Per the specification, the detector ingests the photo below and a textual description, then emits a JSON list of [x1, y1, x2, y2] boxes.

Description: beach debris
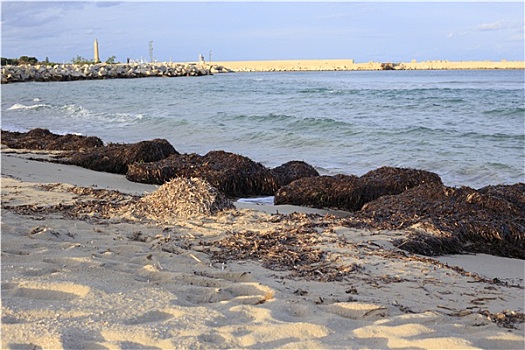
[[1, 128, 103, 151], [126, 177, 234, 221], [275, 166, 442, 211], [126, 150, 279, 197], [270, 160, 320, 187], [346, 183, 525, 259], [274, 174, 358, 210], [479, 310, 525, 329], [60, 138, 178, 174], [202, 227, 360, 282]]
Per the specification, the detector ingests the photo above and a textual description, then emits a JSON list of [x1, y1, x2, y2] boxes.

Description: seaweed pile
[[62, 138, 178, 174], [127, 150, 279, 197], [3, 128, 523, 260], [1, 128, 103, 151], [275, 166, 442, 211], [345, 183, 525, 259], [126, 177, 234, 221], [270, 160, 320, 187], [203, 227, 359, 282]]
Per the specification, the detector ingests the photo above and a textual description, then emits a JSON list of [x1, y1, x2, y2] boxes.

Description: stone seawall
[[1, 62, 216, 84], [212, 59, 525, 72]]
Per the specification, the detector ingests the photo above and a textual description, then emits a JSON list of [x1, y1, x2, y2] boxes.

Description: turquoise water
[[2, 70, 524, 188]]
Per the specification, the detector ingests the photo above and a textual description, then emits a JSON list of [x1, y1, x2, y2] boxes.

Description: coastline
[[2, 146, 524, 349], [2, 59, 523, 83], [211, 59, 525, 72]]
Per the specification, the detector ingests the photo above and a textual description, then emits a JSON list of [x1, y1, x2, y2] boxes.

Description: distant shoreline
[[211, 59, 525, 72], [2, 59, 523, 83]]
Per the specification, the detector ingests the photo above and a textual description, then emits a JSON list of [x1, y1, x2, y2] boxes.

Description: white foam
[[237, 196, 275, 205], [7, 103, 50, 111]]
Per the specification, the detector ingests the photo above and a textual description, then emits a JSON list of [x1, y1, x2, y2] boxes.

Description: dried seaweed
[[271, 160, 319, 187], [1, 128, 103, 151], [61, 138, 178, 174], [202, 227, 359, 282], [275, 167, 442, 211], [479, 310, 525, 329], [126, 177, 234, 220], [347, 184, 525, 259], [127, 150, 279, 197]]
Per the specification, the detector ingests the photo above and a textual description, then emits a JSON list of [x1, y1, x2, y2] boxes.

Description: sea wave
[[7, 103, 51, 111]]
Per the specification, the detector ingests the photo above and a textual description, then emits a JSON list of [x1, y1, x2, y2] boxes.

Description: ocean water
[[1, 69, 524, 188]]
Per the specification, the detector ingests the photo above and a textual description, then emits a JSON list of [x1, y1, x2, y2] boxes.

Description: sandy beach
[[211, 59, 525, 72], [1, 146, 524, 349]]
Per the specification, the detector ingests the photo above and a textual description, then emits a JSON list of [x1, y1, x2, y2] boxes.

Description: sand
[[211, 59, 525, 72], [1, 147, 524, 349]]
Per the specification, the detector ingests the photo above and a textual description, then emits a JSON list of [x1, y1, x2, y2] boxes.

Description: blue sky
[[1, 1, 524, 63]]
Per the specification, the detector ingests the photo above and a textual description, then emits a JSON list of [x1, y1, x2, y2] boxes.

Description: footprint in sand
[[324, 302, 390, 320], [123, 309, 183, 325], [182, 282, 274, 305], [2, 281, 90, 301]]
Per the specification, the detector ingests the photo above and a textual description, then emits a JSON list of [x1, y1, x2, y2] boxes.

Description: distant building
[[94, 39, 100, 63]]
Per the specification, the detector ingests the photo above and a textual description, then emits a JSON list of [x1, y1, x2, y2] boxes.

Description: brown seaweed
[[1, 128, 103, 151], [346, 183, 525, 259], [127, 150, 279, 197], [62, 138, 178, 174], [202, 227, 359, 282], [275, 166, 442, 211], [271, 160, 320, 187]]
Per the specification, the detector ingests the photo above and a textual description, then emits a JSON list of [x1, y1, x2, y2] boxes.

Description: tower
[[149, 41, 154, 63], [94, 39, 100, 63]]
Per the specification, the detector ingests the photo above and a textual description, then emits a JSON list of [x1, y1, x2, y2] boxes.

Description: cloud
[[95, 2, 122, 8], [476, 21, 506, 31], [1, 2, 86, 28]]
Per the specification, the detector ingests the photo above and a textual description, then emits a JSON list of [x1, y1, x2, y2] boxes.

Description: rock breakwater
[[1, 62, 214, 83]]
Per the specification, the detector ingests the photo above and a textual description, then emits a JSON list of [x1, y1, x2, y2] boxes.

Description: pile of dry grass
[[275, 166, 442, 211], [127, 150, 279, 197], [347, 183, 525, 259], [127, 177, 234, 220], [1, 128, 103, 151], [63, 139, 177, 174], [270, 160, 319, 187]]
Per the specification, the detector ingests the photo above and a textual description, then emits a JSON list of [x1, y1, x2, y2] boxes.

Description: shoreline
[[211, 59, 525, 72], [2, 59, 523, 83], [2, 147, 524, 349]]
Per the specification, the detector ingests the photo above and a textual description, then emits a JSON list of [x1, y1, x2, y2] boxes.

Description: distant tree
[[71, 55, 93, 65], [105, 55, 117, 64], [18, 56, 38, 64], [1, 57, 19, 65]]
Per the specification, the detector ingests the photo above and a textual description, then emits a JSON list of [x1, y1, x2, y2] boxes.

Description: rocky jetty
[[1, 62, 213, 83]]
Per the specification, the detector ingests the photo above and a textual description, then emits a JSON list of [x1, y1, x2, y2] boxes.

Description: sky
[[1, 1, 524, 63]]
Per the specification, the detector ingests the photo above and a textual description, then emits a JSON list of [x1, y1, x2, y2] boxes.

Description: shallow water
[[2, 69, 524, 188]]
